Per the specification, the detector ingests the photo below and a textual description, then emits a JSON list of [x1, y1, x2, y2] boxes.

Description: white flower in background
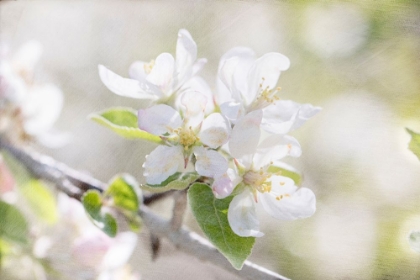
[[0, 41, 66, 147], [99, 29, 208, 105], [216, 47, 321, 134], [138, 91, 230, 185], [303, 4, 368, 57], [212, 111, 316, 237]]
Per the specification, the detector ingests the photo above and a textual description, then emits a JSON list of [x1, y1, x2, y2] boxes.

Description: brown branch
[[0, 139, 290, 280]]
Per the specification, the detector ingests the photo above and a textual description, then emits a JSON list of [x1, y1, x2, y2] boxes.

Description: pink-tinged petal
[[246, 53, 290, 105], [182, 76, 214, 114], [229, 110, 262, 159], [146, 53, 175, 93], [212, 168, 241, 199], [228, 189, 264, 237], [128, 61, 147, 81], [199, 113, 231, 149], [175, 29, 197, 84], [260, 176, 316, 220], [193, 147, 228, 178], [138, 104, 182, 135], [72, 232, 112, 268], [220, 101, 245, 124], [0, 158, 15, 194], [22, 85, 63, 136], [101, 232, 137, 270], [254, 135, 302, 168], [143, 145, 184, 185], [98, 65, 161, 99]]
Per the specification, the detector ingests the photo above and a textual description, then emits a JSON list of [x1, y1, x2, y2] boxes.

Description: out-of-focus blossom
[[0, 41, 66, 147], [99, 29, 207, 105], [303, 4, 368, 57], [138, 92, 230, 185]]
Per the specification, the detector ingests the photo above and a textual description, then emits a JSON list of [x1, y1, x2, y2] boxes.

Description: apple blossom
[[217, 47, 321, 134], [99, 29, 208, 105], [138, 92, 231, 185], [0, 41, 66, 147], [212, 110, 316, 237]]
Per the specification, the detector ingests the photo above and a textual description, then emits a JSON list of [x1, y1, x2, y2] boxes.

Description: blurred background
[[1, 0, 420, 279]]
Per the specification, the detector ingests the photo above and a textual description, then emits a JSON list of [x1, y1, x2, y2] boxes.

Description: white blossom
[[99, 29, 207, 105]]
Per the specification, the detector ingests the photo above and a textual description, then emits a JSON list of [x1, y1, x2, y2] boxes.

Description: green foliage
[[20, 180, 58, 224], [267, 165, 302, 186], [406, 128, 420, 160], [82, 190, 117, 237], [105, 174, 140, 212], [0, 201, 28, 244], [188, 183, 255, 270], [142, 172, 199, 193], [89, 107, 163, 143], [105, 174, 142, 232]]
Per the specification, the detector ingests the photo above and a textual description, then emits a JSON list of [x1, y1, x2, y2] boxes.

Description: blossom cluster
[[99, 29, 321, 237], [0, 41, 64, 147]]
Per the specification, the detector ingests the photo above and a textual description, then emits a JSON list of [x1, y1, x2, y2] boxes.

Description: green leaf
[[188, 183, 255, 270], [142, 172, 199, 193], [89, 107, 163, 144], [407, 128, 420, 160], [267, 164, 302, 186], [82, 190, 118, 237], [20, 180, 58, 224], [409, 230, 420, 253], [105, 174, 140, 212], [1, 151, 32, 186], [0, 201, 28, 244]]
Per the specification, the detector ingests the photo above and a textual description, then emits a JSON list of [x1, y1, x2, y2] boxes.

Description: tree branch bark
[[0, 139, 290, 280]]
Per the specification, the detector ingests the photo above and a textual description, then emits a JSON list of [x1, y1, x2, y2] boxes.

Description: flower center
[[243, 169, 272, 193], [143, 59, 155, 75], [174, 126, 199, 150], [249, 77, 281, 111]]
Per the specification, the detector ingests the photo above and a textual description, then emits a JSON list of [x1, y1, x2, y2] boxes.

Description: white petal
[[254, 135, 302, 168], [220, 101, 245, 124], [12, 41, 43, 73], [292, 103, 322, 131], [229, 110, 262, 159], [262, 100, 321, 134], [215, 47, 255, 105], [192, 58, 207, 77], [260, 176, 316, 220], [138, 104, 182, 135], [143, 145, 184, 185], [193, 147, 228, 178], [261, 101, 299, 134], [128, 61, 147, 81], [212, 168, 240, 199], [175, 29, 197, 85], [98, 65, 161, 99], [179, 91, 207, 128], [22, 85, 63, 135], [182, 76, 214, 114], [199, 113, 231, 149], [146, 53, 175, 94], [228, 189, 264, 237], [245, 53, 290, 105]]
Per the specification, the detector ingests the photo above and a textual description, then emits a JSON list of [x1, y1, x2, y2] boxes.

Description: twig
[[0, 139, 290, 280], [170, 189, 188, 231]]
